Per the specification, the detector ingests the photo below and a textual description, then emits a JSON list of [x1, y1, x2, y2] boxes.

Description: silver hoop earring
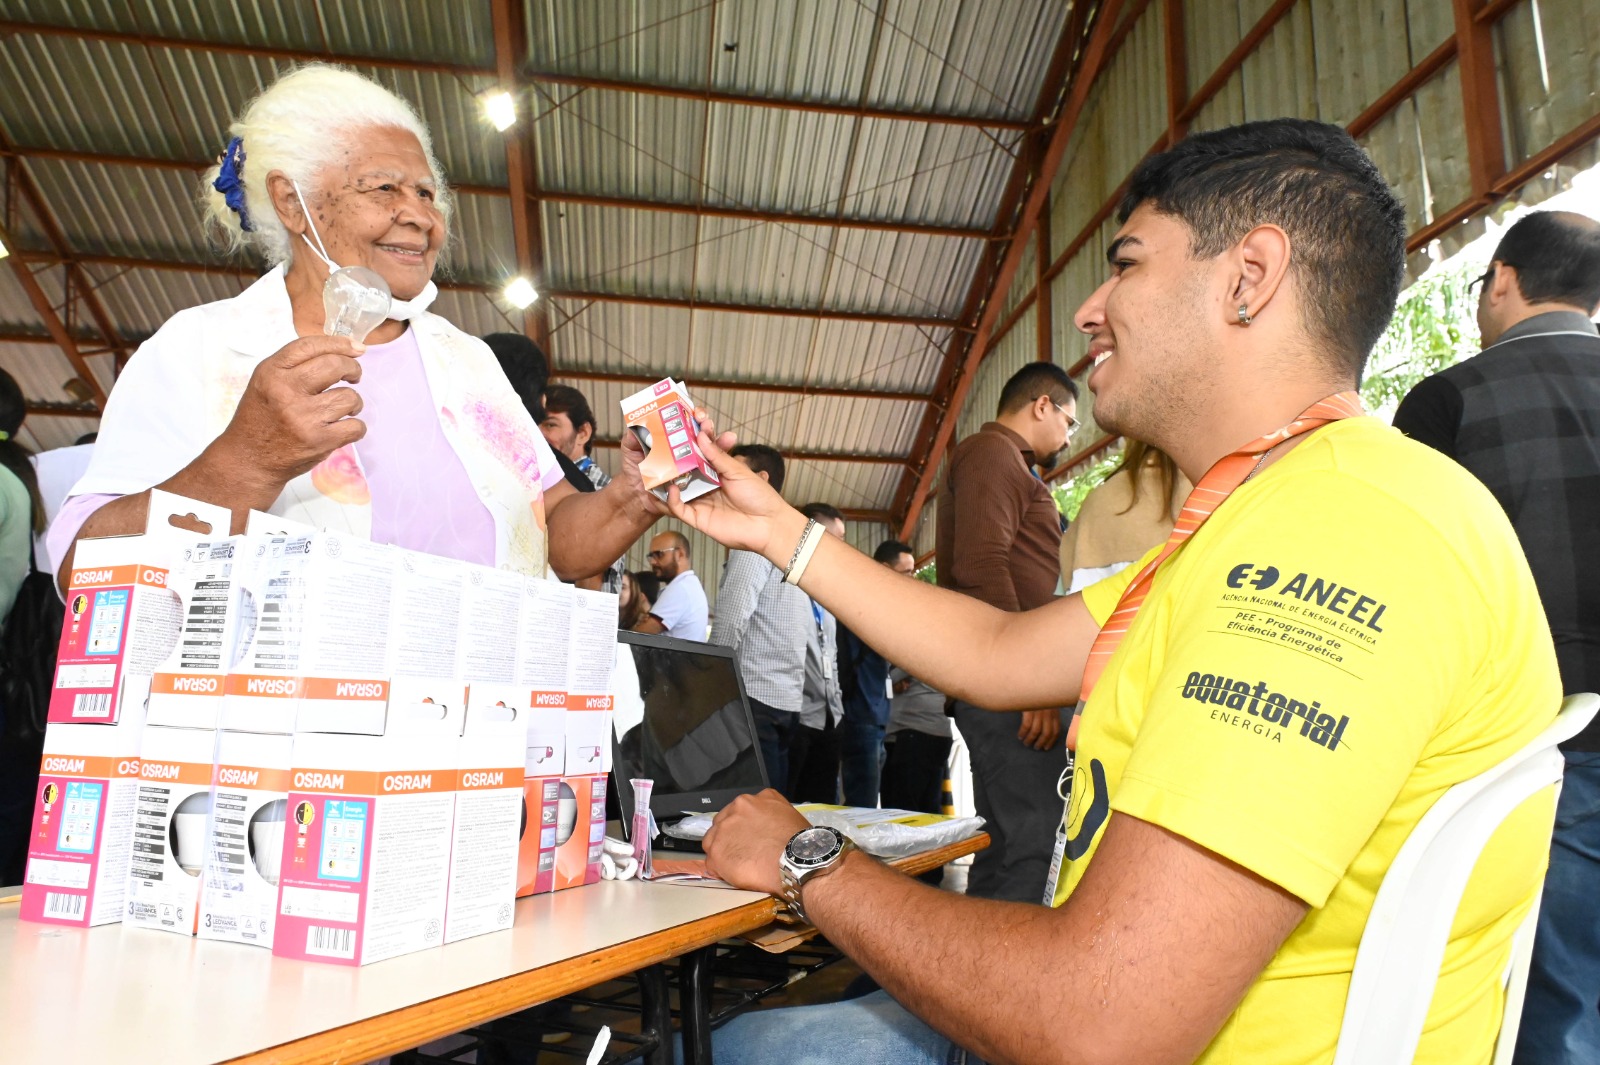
[[1237, 304, 1253, 326]]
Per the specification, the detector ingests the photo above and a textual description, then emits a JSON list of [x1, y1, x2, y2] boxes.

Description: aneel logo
[[293, 771, 344, 790], [141, 761, 181, 780], [335, 681, 384, 699], [383, 773, 432, 793], [40, 756, 86, 775], [217, 767, 259, 787], [461, 771, 505, 788]]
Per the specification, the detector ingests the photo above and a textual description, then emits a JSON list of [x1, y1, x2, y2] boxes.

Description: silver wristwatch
[[778, 825, 856, 924]]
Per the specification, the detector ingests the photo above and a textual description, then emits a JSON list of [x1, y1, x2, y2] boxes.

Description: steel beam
[[0, 20, 1027, 131], [0, 147, 997, 240], [590, 439, 908, 467], [527, 72, 1030, 131], [1035, 188, 1052, 360], [0, 220, 106, 407], [1163, 0, 1188, 144], [1452, 0, 1508, 198], [895, 0, 1129, 541], [551, 367, 929, 404], [489, 0, 549, 350]]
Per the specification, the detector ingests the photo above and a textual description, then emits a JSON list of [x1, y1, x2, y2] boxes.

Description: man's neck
[[1166, 376, 1355, 484], [1489, 303, 1596, 347], [991, 415, 1039, 461]]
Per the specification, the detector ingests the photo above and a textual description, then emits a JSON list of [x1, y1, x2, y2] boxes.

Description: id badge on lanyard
[[1041, 732, 1079, 906]]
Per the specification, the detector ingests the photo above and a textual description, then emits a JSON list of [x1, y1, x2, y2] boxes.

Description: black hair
[[1118, 118, 1407, 379], [799, 502, 845, 526], [1491, 211, 1600, 312], [481, 332, 550, 421], [630, 569, 662, 604], [872, 539, 915, 565], [0, 370, 44, 534], [728, 443, 786, 493], [997, 362, 1078, 416], [542, 385, 598, 455]]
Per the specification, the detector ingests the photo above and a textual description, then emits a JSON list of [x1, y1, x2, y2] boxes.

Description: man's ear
[[576, 421, 594, 451], [1487, 261, 1521, 306], [1229, 224, 1292, 325], [756, 470, 770, 484]]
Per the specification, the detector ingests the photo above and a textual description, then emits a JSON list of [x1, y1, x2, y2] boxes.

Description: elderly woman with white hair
[[48, 65, 656, 584]]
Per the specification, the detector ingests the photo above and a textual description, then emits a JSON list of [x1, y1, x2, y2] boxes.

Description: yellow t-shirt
[[1062, 417, 1560, 1065]]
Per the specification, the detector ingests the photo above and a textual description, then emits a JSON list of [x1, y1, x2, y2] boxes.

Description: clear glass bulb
[[322, 266, 392, 342]]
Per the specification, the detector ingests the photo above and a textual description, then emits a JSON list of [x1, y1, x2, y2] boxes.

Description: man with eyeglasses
[[1394, 209, 1600, 1064], [634, 530, 708, 641], [932, 361, 1079, 902]]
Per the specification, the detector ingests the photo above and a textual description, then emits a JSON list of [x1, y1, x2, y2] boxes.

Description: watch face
[[788, 827, 843, 867]]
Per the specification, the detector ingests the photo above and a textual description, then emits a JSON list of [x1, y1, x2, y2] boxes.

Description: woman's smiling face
[[298, 126, 445, 300]]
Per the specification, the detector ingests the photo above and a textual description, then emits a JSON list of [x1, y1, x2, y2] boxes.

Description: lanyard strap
[[1066, 391, 1365, 750]]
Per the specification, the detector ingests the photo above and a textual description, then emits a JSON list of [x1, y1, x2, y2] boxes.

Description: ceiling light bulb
[[484, 91, 517, 132], [504, 277, 538, 309]]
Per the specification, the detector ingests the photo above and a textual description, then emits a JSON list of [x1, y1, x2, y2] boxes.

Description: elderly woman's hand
[[218, 335, 367, 494]]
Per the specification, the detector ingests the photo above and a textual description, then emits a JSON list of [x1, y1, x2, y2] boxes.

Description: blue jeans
[[695, 989, 982, 1064], [1514, 752, 1600, 1064], [839, 715, 886, 808]]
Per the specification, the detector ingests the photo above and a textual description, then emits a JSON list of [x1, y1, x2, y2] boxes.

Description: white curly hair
[[199, 64, 453, 266]]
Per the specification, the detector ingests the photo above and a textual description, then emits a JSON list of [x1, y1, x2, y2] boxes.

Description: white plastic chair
[[1332, 692, 1598, 1065]]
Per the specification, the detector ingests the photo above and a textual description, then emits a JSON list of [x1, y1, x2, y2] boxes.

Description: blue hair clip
[[213, 136, 253, 233]]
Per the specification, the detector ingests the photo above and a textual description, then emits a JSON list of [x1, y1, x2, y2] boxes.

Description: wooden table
[[0, 834, 985, 1065]]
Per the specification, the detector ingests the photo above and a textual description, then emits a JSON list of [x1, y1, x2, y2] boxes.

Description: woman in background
[[1058, 440, 1191, 593]]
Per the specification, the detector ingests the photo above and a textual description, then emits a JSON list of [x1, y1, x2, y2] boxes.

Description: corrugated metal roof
[[0, 0, 1109, 534]]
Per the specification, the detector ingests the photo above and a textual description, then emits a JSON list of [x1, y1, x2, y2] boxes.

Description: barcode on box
[[71, 693, 112, 718], [305, 925, 355, 959], [43, 892, 86, 920]]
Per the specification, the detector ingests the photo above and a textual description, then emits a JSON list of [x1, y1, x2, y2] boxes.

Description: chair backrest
[[1332, 692, 1599, 1065]]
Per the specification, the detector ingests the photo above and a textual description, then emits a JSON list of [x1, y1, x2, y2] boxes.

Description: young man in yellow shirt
[[661, 118, 1561, 1065]]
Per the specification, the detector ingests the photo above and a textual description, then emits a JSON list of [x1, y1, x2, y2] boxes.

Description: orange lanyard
[[1065, 392, 1365, 750]]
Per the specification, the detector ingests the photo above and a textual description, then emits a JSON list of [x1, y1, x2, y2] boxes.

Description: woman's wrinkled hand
[[220, 335, 367, 490]]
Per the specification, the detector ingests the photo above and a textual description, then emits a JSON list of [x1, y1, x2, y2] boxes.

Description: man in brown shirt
[[935, 362, 1078, 901]]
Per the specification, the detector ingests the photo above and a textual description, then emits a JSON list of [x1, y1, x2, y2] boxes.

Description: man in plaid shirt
[[1393, 209, 1600, 1064]]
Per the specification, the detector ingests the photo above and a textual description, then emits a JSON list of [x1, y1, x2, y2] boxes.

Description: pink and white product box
[[20, 685, 148, 927], [446, 686, 528, 943], [554, 589, 618, 892], [197, 730, 293, 949], [514, 579, 574, 898], [147, 536, 250, 730], [221, 531, 398, 736], [123, 721, 218, 936], [273, 682, 463, 966], [50, 492, 230, 726]]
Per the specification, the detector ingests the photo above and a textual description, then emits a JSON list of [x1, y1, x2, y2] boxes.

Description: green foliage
[[1051, 450, 1125, 522], [914, 562, 938, 584], [1361, 261, 1483, 413]]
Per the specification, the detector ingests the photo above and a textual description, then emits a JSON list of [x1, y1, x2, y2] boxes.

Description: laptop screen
[[611, 631, 769, 826]]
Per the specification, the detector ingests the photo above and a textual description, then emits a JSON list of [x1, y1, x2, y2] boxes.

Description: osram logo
[[461, 771, 504, 788], [335, 681, 384, 699], [533, 693, 564, 706], [217, 767, 259, 787], [170, 676, 219, 694], [75, 569, 116, 586], [583, 697, 610, 710], [294, 771, 344, 790], [117, 759, 140, 776], [383, 773, 432, 793], [41, 756, 86, 774], [141, 762, 181, 781], [140, 568, 167, 587], [246, 677, 300, 696]]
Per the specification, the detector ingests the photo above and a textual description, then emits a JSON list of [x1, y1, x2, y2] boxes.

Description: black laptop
[[610, 630, 770, 851]]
